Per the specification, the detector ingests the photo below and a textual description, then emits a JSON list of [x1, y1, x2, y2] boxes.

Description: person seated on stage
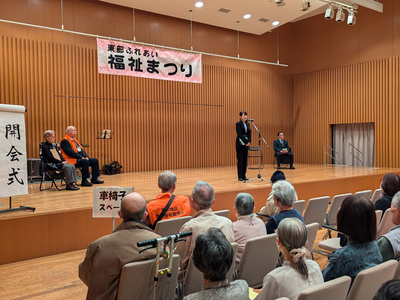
[[257, 170, 296, 223], [265, 180, 304, 234], [322, 196, 382, 284], [60, 126, 104, 187], [184, 228, 250, 300], [41, 130, 79, 191], [175, 181, 234, 281], [273, 131, 295, 169], [377, 191, 400, 262], [145, 170, 191, 229], [373, 279, 400, 300], [254, 218, 323, 300], [233, 193, 266, 273], [374, 173, 400, 214], [79, 192, 160, 300]]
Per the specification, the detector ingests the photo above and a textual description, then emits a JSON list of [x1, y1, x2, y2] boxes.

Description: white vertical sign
[[0, 104, 28, 197], [93, 187, 134, 218]]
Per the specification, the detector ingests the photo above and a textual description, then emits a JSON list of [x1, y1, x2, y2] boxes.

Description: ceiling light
[[195, 2, 203, 8], [347, 11, 356, 25], [272, 21, 280, 26], [325, 6, 335, 19], [301, 0, 311, 11], [243, 14, 251, 19], [336, 6, 345, 23]]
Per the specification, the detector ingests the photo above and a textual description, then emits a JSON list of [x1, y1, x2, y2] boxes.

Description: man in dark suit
[[273, 131, 295, 169], [236, 111, 251, 181]]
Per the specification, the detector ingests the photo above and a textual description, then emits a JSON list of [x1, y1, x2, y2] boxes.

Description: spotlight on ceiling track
[[347, 10, 356, 25], [275, 0, 285, 6], [301, 0, 311, 11], [336, 6, 345, 23], [325, 6, 335, 19]]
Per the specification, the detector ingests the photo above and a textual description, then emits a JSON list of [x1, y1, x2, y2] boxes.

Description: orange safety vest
[[147, 193, 192, 225], [60, 134, 85, 165]]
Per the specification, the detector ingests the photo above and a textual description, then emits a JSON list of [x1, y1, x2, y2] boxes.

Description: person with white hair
[[265, 180, 304, 234], [60, 126, 103, 187], [254, 218, 323, 300], [377, 191, 400, 261]]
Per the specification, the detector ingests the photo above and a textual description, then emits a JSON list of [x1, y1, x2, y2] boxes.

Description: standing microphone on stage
[[248, 119, 255, 122]]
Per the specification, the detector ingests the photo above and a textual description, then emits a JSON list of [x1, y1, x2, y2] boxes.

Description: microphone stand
[[246, 120, 271, 183]]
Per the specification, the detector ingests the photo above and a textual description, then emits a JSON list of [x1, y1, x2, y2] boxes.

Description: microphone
[[247, 119, 254, 122]]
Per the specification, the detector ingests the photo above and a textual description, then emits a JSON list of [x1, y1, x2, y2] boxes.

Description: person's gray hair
[[235, 193, 254, 216], [43, 130, 55, 139], [271, 180, 297, 206], [277, 218, 309, 277], [192, 181, 215, 209], [158, 170, 177, 192], [66, 126, 75, 133], [392, 192, 400, 210]]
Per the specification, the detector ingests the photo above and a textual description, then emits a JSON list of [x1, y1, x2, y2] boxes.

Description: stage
[[1, 163, 398, 264]]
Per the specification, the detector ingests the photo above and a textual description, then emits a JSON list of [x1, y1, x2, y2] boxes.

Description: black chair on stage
[[39, 142, 66, 191], [273, 147, 291, 169]]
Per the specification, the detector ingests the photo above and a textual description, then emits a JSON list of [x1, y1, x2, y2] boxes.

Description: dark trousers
[[275, 152, 294, 166], [236, 147, 249, 179], [75, 158, 100, 181]]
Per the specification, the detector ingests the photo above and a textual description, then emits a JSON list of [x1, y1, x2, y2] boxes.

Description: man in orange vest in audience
[[60, 126, 104, 187], [145, 170, 191, 229]]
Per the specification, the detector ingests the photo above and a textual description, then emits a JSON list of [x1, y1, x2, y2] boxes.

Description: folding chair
[[297, 276, 351, 300], [353, 190, 372, 201], [370, 188, 382, 205], [376, 209, 395, 239], [293, 200, 306, 215], [237, 233, 279, 288], [346, 260, 398, 300], [303, 196, 330, 228], [183, 243, 238, 296], [214, 209, 230, 218], [39, 142, 66, 191], [117, 254, 180, 300], [154, 216, 192, 237], [324, 193, 352, 238], [305, 222, 319, 258]]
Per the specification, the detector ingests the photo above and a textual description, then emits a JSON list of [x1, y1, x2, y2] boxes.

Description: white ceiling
[[100, 0, 328, 35]]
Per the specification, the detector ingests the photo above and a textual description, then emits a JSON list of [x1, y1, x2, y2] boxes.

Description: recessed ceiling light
[[243, 14, 251, 19], [195, 2, 203, 8], [272, 21, 280, 26]]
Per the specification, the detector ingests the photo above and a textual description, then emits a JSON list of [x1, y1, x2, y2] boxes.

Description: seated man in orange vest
[[60, 126, 104, 187], [145, 170, 191, 229]]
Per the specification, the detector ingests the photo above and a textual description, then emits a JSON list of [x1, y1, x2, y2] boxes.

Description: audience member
[[255, 218, 323, 300], [323, 196, 382, 283], [175, 181, 234, 280], [145, 170, 191, 229], [233, 193, 266, 272], [273, 131, 295, 169], [265, 180, 304, 234], [377, 191, 400, 261], [375, 173, 400, 214], [373, 279, 400, 300], [79, 192, 160, 299], [41, 130, 79, 190], [257, 170, 288, 223], [60, 126, 103, 187], [184, 228, 250, 300]]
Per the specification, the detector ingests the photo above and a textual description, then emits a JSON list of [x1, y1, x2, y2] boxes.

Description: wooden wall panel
[[293, 57, 400, 168], [0, 34, 292, 172]]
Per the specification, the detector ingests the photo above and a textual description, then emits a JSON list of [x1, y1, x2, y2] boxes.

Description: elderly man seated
[[233, 193, 266, 271], [377, 191, 400, 261], [175, 181, 234, 281], [265, 180, 304, 234], [184, 228, 250, 300]]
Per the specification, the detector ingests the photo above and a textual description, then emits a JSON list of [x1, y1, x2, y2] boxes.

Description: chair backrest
[[117, 254, 180, 300], [154, 216, 192, 237], [214, 209, 230, 218], [303, 196, 330, 228], [293, 200, 306, 215], [346, 260, 398, 300], [376, 209, 395, 239], [184, 242, 238, 296], [354, 190, 372, 201], [297, 276, 351, 300], [238, 233, 279, 288], [375, 210, 383, 230], [371, 188, 383, 205], [325, 193, 352, 226], [305, 222, 319, 255]]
